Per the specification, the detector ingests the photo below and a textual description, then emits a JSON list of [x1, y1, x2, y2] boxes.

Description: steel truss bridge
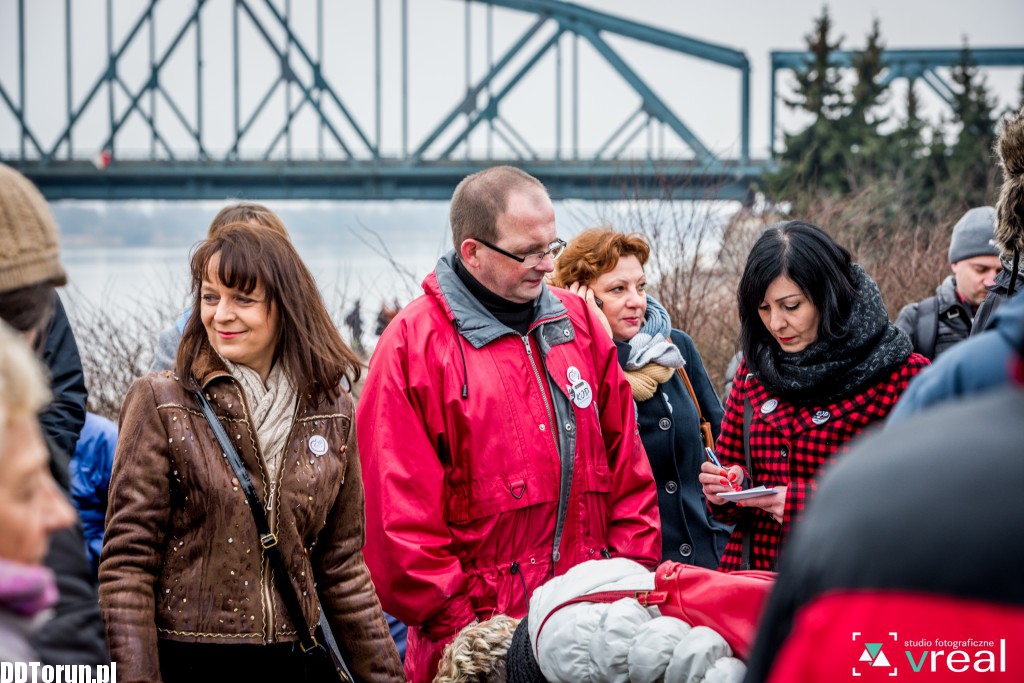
[[2, 0, 1022, 202]]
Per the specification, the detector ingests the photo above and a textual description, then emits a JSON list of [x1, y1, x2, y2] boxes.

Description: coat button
[[658, 417, 671, 430], [564, 422, 573, 432], [679, 544, 693, 557], [665, 481, 678, 494], [780, 446, 789, 458]]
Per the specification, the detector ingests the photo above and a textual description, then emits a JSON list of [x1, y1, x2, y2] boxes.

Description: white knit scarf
[[224, 359, 298, 488]]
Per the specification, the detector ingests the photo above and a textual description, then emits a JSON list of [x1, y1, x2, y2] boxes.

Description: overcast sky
[[2, 0, 1022, 162]]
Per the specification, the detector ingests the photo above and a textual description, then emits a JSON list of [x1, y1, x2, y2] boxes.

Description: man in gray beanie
[[895, 206, 1001, 360]]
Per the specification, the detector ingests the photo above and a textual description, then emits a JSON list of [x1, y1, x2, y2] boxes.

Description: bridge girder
[[1, 0, 760, 201]]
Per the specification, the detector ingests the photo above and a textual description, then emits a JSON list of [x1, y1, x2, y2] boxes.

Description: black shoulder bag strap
[[741, 392, 754, 571], [194, 389, 353, 683], [915, 295, 939, 360]]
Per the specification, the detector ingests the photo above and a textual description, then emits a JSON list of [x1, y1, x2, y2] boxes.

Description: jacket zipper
[[522, 334, 568, 566], [522, 335, 556, 437]]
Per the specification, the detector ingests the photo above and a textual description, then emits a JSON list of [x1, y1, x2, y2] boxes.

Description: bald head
[[449, 166, 548, 248]]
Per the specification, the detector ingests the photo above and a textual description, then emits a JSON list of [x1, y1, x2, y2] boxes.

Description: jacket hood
[[426, 250, 567, 349], [995, 106, 1024, 260]]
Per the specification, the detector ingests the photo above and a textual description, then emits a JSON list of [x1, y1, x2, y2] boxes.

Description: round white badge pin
[[308, 435, 329, 457], [565, 366, 593, 409], [812, 410, 831, 425], [760, 399, 779, 414]]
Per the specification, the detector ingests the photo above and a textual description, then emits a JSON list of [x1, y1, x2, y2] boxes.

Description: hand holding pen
[[699, 448, 745, 506]]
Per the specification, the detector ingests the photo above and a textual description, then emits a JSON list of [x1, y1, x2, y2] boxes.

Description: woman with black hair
[[699, 221, 928, 572]]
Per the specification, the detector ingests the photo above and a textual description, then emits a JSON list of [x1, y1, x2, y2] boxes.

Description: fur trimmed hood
[[995, 106, 1024, 260]]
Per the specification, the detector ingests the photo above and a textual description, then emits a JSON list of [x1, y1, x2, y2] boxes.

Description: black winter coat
[[973, 266, 1024, 335], [745, 387, 1024, 681], [30, 433, 110, 666], [39, 294, 88, 459], [616, 329, 731, 568]]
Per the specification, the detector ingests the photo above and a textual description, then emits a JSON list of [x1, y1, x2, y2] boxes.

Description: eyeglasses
[[476, 238, 567, 268]]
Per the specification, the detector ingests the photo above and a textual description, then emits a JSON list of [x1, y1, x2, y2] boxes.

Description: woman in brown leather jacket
[[99, 224, 403, 682]]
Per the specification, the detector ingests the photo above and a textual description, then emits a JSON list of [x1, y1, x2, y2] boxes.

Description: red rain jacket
[[357, 255, 661, 681]]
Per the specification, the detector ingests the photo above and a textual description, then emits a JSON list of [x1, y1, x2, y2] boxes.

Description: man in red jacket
[[356, 166, 662, 682]]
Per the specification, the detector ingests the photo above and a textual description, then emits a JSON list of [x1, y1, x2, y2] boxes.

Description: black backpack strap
[[915, 295, 939, 360], [194, 389, 353, 682]]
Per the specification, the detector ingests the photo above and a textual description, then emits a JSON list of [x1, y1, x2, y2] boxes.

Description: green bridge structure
[[2, 0, 1022, 202]]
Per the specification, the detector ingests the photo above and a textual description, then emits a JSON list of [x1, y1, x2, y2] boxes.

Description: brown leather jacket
[[99, 349, 403, 682]]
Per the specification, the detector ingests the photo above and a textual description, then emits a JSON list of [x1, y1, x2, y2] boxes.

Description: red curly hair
[[549, 227, 650, 288]]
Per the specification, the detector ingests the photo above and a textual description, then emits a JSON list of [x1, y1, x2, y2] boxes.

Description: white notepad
[[718, 486, 777, 501]]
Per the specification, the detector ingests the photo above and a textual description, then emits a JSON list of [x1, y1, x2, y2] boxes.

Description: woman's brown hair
[[548, 227, 650, 288], [207, 201, 290, 240], [176, 223, 361, 405]]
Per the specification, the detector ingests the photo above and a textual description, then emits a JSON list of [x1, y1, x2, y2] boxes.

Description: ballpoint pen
[[705, 446, 724, 468], [706, 447, 741, 490]]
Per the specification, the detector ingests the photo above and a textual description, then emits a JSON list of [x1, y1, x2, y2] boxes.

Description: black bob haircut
[[738, 221, 858, 361]]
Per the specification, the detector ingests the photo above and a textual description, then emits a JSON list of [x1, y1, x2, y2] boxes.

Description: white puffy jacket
[[527, 558, 746, 683]]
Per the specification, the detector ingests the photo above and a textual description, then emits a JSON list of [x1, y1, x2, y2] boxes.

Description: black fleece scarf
[[750, 264, 912, 406], [505, 615, 546, 683]]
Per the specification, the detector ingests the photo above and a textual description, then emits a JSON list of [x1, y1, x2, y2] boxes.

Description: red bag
[[536, 561, 775, 661], [654, 561, 775, 660]]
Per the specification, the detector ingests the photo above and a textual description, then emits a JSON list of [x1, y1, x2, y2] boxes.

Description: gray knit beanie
[[948, 207, 1000, 264], [0, 163, 67, 292]]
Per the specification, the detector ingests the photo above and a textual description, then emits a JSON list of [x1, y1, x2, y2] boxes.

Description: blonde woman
[[0, 321, 77, 662]]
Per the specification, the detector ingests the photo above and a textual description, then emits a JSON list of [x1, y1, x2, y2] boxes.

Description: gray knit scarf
[[623, 295, 685, 371], [750, 264, 912, 405]]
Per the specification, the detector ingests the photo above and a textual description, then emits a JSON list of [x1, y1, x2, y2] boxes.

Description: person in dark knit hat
[[0, 162, 108, 666], [895, 206, 1001, 360], [0, 162, 83, 460], [887, 106, 1024, 423]]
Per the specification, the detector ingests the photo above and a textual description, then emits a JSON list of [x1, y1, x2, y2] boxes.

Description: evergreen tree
[[948, 42, 999, 204], [840, 20, 890, 190], [765, 7, 847, 198], [893, 82, 925, 159]]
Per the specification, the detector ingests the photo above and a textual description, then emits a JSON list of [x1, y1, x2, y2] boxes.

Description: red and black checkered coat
[[712, 354, 928, 572]]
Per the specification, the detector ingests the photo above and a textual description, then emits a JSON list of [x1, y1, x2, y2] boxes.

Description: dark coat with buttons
[[99, 346, 403, 683], [618, 329, 730, 568]]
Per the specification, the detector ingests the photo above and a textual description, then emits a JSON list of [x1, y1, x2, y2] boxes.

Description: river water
[[54, 198, 738, 351]]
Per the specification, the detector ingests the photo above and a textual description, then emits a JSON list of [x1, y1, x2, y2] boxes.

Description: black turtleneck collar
[[452, 257, 534, 336]]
